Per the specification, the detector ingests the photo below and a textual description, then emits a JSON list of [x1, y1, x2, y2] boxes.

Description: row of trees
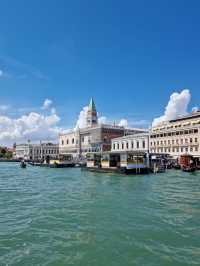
[[0, 147, 13, 159]]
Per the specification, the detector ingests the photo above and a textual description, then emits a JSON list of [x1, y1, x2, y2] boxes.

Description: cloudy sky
[[0, 1, 200, 145]]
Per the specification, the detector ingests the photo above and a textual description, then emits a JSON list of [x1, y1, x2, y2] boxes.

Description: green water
[[0, 163, 199, 266]]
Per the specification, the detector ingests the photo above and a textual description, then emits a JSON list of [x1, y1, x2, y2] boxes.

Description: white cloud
[[0, 112, 61, 146], [118, 119, 128, 127], [0, 105, 10, 112], [74, 106, 88, 130], [98, 116, 131, 128], [0, 55, 48, 81], [42, 98, 53, 110], [98, 116, 107, 124], [192, 106, 199, 113], [152, 89, 191, 126], [0, 70, 3, 77], [51, 107, 56, 114], [129, 119, 150, 127]]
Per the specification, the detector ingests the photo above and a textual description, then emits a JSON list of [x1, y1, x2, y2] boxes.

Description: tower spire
[[87, 98, 98, 127], [88, 98, 96, 112]]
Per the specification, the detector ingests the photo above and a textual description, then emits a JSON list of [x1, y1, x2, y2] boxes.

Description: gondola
[[20, 161, 27, 168]]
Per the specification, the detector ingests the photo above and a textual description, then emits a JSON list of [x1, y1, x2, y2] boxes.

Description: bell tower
[[87, 98, 98, 127]]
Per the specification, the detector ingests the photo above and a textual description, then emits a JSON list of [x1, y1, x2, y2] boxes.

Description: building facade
[[59, 99, 146, 158], [149, 111, 200, 158], [111, 133, 149, 153], [16, 143, 59, 160]]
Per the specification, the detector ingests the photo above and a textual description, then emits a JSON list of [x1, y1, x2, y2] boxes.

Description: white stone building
[[149, 111, 200, 158], [16, 143, 59, 160], [111, 133, 149, 153]]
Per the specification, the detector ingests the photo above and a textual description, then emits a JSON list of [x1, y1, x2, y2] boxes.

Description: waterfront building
[[59, 98, 146, 158], [15, 143, 59, 160], [111, 132, 149, 153], [149, 111, 200, 158]]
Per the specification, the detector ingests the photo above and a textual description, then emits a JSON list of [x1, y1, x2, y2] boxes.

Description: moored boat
[[196, 165, 200, 170], [173, 164, 181, 170], [182, 165, 196, 172], [49, 162, 75, 168], [85, 151, 150, 175], [179, 154, 196, 172]]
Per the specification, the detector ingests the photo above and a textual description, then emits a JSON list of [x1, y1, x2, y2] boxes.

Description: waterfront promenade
[[0, 163, 199, 266]]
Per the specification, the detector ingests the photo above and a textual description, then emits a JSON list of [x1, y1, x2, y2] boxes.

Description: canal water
[[0, 163, 199, 266]]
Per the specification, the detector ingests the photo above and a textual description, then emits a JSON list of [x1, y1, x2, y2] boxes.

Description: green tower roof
[[88, 98, 96, 112]]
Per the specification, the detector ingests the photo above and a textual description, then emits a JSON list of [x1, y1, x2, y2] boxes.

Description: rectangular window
[[143, 141, 145, 148], [137, 141, 139, 149]]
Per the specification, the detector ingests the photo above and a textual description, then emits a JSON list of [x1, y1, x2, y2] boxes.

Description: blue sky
[[0, 0, 200, 144]]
